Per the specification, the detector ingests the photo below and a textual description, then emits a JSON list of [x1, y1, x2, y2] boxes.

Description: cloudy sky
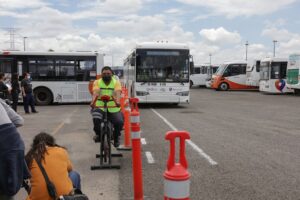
[[1, 0, 300, 65]]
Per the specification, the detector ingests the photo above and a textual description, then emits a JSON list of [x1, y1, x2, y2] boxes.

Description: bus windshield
[[260, 61, 270, 80], [271, 62, 287, 79], [136, 49, 189, 82], [216, 64, 226, 75]]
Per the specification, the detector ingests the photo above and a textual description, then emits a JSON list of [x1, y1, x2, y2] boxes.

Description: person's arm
[[90, 80, 100, 107], [21, 80, 26, 97], [114, 80, 122, 106], [0, 99, 24, 127]]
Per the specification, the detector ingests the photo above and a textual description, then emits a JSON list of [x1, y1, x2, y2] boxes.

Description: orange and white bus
[[211, 61, 257, 91]]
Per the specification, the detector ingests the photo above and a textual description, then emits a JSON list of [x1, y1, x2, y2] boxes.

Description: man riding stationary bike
[[90, 66, 124, 148]]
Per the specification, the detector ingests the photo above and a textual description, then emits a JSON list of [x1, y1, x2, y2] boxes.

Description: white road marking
[[141, 138, 147, 145], [145, 151, 155, 164], [151, 108, 218, 166]]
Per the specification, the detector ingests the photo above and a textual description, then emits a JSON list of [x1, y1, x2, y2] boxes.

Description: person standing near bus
[[0, 72, 11, 100], [90, 66, 124, 147], [21, 72, 38, 114], [11, 73, 21, 112]]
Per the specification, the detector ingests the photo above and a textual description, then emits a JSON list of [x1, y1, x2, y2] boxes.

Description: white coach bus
[[124, 42, 193, 104], [246, 60, 260, 87], [287, 54, 300, 95], [0, 51, 104, 105], [259, 57, 293, 93]]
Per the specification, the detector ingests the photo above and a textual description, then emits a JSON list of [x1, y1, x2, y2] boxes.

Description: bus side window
[[241, 64, 247, 74], [256, 61, 260, 72], [280, 62, 287, 79], [223, 67, 231, 77], [194, 67, 200, 74]]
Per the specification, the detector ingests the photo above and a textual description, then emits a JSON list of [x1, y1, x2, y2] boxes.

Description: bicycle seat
[[100, 95, 111, 102]]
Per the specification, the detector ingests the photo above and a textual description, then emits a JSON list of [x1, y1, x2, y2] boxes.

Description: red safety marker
[[130, 98, 144, 200], [164, 131, 191, 200], [118, 87, 132, 150]]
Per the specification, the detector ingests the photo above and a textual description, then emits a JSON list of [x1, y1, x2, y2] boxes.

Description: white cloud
[[0, 0, 46, 10], [177, 0, 297, 17], [262, 27, 298, 42], [280, 38, 300, 55], [97, 15, 166, 36], [164, 8, 183, 15], [72, 0, 142, 19], [199, 27, 241, 45], [17, 7, 74, 38]]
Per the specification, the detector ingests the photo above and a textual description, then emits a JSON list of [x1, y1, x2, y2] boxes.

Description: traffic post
[[130, 97, 144, 200], [118, 87, 132, 150], [164, 131, 191, 200]]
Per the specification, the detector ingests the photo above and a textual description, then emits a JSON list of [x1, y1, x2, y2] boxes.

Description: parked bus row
[[0, 42, 193, 105], [208, 55, 300, 94], [1, 45, 299, 105]]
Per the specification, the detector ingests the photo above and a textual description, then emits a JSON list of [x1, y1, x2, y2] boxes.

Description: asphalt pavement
[[15, 88, 300, 199]]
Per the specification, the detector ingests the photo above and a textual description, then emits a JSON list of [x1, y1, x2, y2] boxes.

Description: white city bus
[[246, 60, 260, 87], [287, 54, 300, 95], [124, 42, 192, 104], [205, 65, 219, 88], [190, 64, 209, 87], [259, 57, 293, 93], [0, 51, 104, 105]]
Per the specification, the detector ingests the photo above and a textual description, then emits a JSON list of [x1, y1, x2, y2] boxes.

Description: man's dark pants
[[92, 109, 124, 142], [23, 93, 36, 113]]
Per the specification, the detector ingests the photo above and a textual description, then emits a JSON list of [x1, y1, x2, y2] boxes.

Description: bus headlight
[[176, 91, 189, 96], [136, 91, 149, 96]]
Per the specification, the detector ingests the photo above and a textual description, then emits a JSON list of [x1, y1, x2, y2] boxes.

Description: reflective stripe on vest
[[96, 78, 120, 113]]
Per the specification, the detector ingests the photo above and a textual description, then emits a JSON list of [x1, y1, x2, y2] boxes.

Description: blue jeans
[[68, 171, 81, 190]]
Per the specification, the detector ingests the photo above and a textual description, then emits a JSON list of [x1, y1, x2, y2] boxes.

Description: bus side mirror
[[130, 57, 135, 66], [190, 62, 194, 74]]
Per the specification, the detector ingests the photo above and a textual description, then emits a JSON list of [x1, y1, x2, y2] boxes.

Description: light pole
[[209, 53, 212, 66], [23, 37, 28, 51], [245, 41, 249, 61], [273, 40, 278, 57]]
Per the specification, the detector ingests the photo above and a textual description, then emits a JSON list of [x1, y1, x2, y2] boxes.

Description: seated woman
[[25, 132, 81, 200]]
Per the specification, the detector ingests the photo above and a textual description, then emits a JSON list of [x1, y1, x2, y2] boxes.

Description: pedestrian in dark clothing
[[0, 99, 31, 200], [11, 73, 21, 112], [0, 72, 10, 100], [21, 72, 38, 114]]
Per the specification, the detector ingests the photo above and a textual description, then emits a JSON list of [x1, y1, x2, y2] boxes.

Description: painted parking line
[[145, 151, 155, 164], [151, 108, 218, 166], [141, 138, 147, 145], [52, 109, 78, 135]]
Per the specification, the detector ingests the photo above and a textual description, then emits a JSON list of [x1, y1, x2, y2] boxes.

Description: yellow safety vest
[[96, 78, 120, 113]]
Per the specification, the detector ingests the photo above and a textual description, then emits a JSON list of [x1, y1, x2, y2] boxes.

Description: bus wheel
[[295, 89, 300, 95], [218, 82, 229, 91], [34, 87, 53, 105], [189, 81, 193, 88]]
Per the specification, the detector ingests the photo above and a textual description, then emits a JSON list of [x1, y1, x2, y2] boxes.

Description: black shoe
[[113, 136, 120, 148], [93, 135, 100, 143], [25, 112, 30, 114]]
